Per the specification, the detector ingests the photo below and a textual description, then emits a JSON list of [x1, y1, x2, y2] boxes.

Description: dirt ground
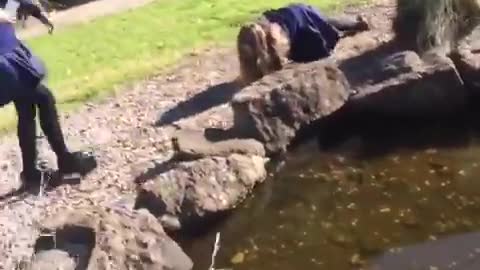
[[0, 1, 395, 268]]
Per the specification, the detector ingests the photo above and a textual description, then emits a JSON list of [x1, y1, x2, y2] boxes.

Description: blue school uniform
[[262, 3, 340, 63], [0, 22, 46, 106]]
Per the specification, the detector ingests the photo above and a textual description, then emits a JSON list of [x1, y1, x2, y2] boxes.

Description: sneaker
[[356, 15, 370, 31], [19, 169, 43, 194], [58, 151, 97, 176]]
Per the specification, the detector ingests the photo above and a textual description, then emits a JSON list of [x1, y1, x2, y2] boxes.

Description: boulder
[[172, 128, 266, 159], [36, 206, 193, 270], [231, 59, 351, 155], [29, 250, 76, 270], [451, 26, 480, 98], [341, 50, 467, 118], [136, 154, 267, 232]]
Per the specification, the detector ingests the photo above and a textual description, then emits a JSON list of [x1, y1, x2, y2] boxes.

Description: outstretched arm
[[15, 0, 54, 33]]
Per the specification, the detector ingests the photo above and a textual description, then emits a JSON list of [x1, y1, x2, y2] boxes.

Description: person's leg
[[14, 100, 41, 185], [325, 14, 369, 33], [34, 83, 97, 175], [35, 83, 69, 158]]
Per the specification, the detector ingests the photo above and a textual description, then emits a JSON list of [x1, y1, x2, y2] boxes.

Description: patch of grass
[[0, 0, 367, 133]]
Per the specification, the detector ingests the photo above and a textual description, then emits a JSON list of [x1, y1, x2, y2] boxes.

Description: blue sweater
[[0, 0, 46, 105], [0, 23, 18, 54], [0, 0, 41, 54], [262, 3, 340, 62]]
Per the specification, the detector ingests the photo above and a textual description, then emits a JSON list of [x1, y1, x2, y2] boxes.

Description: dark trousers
[[325, 15, 367, 37], [14, 83, 69, 174]]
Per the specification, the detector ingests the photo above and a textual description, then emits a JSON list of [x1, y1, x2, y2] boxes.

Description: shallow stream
[[180, 117, 480, 270]]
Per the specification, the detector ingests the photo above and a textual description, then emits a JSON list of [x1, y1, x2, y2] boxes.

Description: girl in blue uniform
[[237, 3, 370, 85], [0, 1, 96, 192]]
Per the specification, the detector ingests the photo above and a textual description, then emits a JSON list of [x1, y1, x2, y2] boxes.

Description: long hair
[[236, 17, 290, 86]]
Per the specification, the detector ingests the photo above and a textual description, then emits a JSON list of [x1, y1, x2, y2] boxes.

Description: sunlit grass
[[0, 0, 367, 133]]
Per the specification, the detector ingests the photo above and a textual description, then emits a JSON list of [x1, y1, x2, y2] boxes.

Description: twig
[[209, 232, 221, 270]]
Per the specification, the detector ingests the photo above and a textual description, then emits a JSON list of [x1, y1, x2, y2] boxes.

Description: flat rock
[[29, 250, 76, 270], [172, 128, 266, 159], [342, 50, 467, 118], [136, 154, 267, 232], [231, 59, 351, 155], [38, 206, 193, 270]]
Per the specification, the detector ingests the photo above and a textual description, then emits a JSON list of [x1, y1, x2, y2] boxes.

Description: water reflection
[[179, 115, 480, 270]]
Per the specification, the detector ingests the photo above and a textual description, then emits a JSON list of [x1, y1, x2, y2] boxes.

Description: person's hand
[[0, 10, 16, 24], [46, 21, 54, 34], [38, 13, 54, 34]]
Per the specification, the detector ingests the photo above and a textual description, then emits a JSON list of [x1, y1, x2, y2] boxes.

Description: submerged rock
[[35, 206, 193, 270], [136, 154, 267, 232], [231, 59, 351, 155]]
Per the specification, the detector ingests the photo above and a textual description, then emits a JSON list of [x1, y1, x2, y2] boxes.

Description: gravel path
[[0, 1, 396, 268]]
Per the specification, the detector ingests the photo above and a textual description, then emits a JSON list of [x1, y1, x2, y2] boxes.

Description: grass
[[0, 0, 367, 133]]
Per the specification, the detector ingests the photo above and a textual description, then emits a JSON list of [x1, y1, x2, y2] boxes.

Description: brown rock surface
[[231, 59, 351, 155], [36, 206, 193, 270], [136, 154, 267, 231], [172, 128, 266, 159], [451, 26, 480, 98], [342, 50, 466, 118]]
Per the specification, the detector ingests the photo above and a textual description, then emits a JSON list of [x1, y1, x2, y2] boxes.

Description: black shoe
[[356, 15, 370, 31], [19, 169, 43, 194], [58, 151, 97, 176]]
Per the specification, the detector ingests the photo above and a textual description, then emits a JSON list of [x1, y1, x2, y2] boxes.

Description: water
[[179, 118, 480, 270]]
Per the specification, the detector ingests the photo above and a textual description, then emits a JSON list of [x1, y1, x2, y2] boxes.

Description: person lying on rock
[[236, 3, 370, 85], [0, 1, 96, 192]]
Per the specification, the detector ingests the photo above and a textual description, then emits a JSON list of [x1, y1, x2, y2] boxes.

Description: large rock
[[231, 59, 351, 155], [451, 26, 480, 98], [342, 50, 467, 118], [136, 154, 267, 232], [35, 206, 193, 270], [172, 128, 266, 159], [29, 250, 76, 270]]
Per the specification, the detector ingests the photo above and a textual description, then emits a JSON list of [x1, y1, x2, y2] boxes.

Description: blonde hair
[[236, 18, 290, 86]]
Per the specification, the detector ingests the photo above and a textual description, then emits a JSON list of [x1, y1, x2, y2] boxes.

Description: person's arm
[[0, 9, 15, 24], [15, 0, 54, 33]]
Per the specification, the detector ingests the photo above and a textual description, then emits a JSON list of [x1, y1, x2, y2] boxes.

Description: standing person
[[0, 0, 97, 193], [236, 3, 370, 85]]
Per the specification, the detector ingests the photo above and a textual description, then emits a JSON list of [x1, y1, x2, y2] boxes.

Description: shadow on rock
[[133, 157, 179, 185], [32, 225, 96, 270], [155, 81, 241, 127], [290, 102, 480, 163], [27, 206, 193, 270], [366, 231, 480, 270]]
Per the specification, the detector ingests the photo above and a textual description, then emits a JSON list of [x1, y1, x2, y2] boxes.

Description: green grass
[[0, 0, 367, 133]]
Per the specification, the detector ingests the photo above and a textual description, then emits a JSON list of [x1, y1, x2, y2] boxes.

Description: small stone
[[231, 252, 245, 264]]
